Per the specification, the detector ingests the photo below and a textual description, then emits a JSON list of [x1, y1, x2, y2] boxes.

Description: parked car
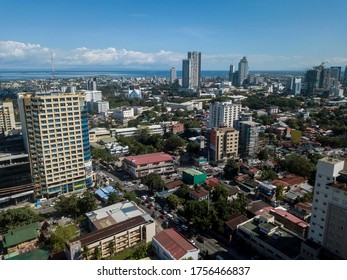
[[180, 224, 189, 231]]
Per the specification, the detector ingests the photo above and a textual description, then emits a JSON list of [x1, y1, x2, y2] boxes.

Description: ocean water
[[0, 69, 232, 81]]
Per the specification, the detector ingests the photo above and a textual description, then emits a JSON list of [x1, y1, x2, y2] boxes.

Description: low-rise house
[[290, 202, 312, 221], [189, 187, 209, 201], [2, 222, 41, 259], [152, 228, 199, 260], [164, 180, 184, 193], [224, 213, 248, 241]]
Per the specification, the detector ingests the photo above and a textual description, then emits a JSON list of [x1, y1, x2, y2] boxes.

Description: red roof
[[124, 152, 173, 166], [154, 229, 197, 260], [189, 187, 209, 199], [270, 209, 309, 228], [206, 178, 219, 187]]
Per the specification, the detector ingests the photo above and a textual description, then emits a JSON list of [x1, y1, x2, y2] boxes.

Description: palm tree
[[108, 241, 115, 257], [82, 245, 89, 260], [93, 246, 102, 260]]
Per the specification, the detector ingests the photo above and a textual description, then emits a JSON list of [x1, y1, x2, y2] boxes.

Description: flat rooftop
[[183, 168, 204, 176], [86, 201, 146, 229], [240, 219, 303, 259]]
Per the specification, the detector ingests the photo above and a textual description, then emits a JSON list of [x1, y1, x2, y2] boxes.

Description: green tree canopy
[[167, 194, 180, 210], [0, 207, 42, 232], [50, 224, 78, 252], [223, 159, 240, 180], [163, 135, 186, 152], [141, 173, 165, 193]]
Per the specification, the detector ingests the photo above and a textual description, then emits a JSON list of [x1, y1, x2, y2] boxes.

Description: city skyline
[[0, 0, 347, 70]]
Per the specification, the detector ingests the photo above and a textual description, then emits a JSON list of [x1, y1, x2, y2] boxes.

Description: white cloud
[[0, 40, 346, 70]]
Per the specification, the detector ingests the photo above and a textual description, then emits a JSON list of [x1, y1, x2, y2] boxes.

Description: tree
[[223, 159, 240, 180], [0, 207, 42, 232], [229, 193, 248, 215], [186, 142, 200, 156], [77, 190, 97, 215], [141, 173, 165, 193], [280, 154, 316, 178], [124, 192, 141, 204], [50, 224, 78, 252], [108, 241, 115, 257], [106, 192, 121, 206], [276, 186, 285, 201], [163, 135, 186, 152], [257, 149, 269, 161], [175, 184, 190, 199], [82, 245, 90, 260], [167, 194, 180, 210], [93, 246, 102, 260]]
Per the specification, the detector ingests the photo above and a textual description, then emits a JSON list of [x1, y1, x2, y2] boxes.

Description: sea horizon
[[0, 68, 305, 81]]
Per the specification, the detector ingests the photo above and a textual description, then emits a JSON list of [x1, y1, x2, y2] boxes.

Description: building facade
[[229, 64, 234, 84], [170, 67, 176, 84], [0, 101, 16, 136], [307, 158, 347, 259], [208, 101, 242, 128], [182, 59, 191, 89], [122, 152, 175, 178], [238, 56, 249, 86], [235, 119, 259, 158], [209, 127, 239, 165], [182, 51, 201, 89], [17, 92, 93, 197]]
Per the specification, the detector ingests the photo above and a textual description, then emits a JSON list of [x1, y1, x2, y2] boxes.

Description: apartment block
[[0, 101, 16, 136], [209, 127, 239, 165], [17, 92, 93, 197]]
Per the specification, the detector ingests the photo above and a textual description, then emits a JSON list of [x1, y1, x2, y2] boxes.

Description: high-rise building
[[319, 68, 331, 89], [232, 71, 239, 86], [235, 113, 259, 158], [87, 78, 97, 91], [238, 56, 249, 86], [229, 64, 234, 84], [209, 127, 239, 165], [170, 67, 177, 84], [305, 157, 347, 259], [344, 66, 347, 87], [288, 77, 302, 95], [182, 59, 191, 89], [0, 101, 16, 136], [18, 91, 93, 197], [208, 101, 242, 129], [182, 51, 201, 89], [330, 66, 341, 82], [188, 51, 201, 89]]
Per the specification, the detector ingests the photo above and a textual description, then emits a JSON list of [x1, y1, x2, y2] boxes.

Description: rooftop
[[183, 168, 204, 176], [239, 218, 303, 259], [189, 187, 209, 198], [71, 216, 148, 246], [153, 228, 197, 260], [270, 209, 309, 228], [2, 222, 41, 248], [86, 201, 146, 230], [124, 152, 173, 166]]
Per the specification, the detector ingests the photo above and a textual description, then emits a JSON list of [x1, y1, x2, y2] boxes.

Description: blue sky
[[0, 0, 346, 70]]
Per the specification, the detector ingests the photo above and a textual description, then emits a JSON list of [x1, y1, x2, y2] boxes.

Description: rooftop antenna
[[51, 52, 55, 80]]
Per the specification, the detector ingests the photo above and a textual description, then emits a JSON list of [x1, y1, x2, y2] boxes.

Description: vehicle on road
[[138, 184, 145, 188], [190, 239, 196, 246], [180, 224, 189, 231]]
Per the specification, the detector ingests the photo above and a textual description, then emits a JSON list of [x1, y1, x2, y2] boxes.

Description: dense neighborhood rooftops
[[123, 152, 173, 166], [153, 228, 197, 260]]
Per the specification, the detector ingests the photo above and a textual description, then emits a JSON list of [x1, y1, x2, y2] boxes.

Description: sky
[[0, 0, 346, 70]]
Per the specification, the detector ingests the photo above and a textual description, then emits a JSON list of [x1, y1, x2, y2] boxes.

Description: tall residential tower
[[238, 56, 249, 86], [182, 51, 201, 89], [18, 91, 93, 197]]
